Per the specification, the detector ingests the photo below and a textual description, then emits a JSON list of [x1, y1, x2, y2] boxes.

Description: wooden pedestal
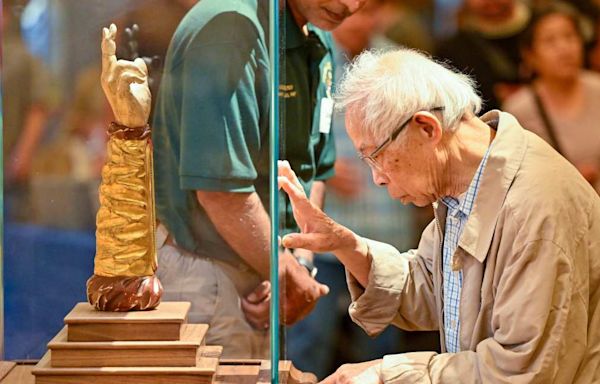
[[64, 302, 190, 342], [30, 302, 316, 384], [48, 324, 208, 367], [33, 352, 218, 384]]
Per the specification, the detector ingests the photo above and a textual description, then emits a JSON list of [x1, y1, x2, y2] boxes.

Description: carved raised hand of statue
[[100, 23, 150, 128], [86, 23, 162, 311]]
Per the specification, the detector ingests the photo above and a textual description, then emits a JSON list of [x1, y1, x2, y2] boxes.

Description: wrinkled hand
[[278, 160, 356, 254], [319, 360, 383, 384], [328, 158, 364, 199], [280, 249, 329, 325], [241, 281, 271, 330], [101, 23, 151, 128]]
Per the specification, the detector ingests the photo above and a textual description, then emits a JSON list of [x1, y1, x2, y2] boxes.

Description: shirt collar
[[435, 111, 528, 263], [284, 6, 327, 54], [441, 195, 462, 216], [442, 144, 492, 218]]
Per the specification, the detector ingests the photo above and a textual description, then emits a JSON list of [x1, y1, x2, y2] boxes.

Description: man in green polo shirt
[[153, 0, 366, 358]]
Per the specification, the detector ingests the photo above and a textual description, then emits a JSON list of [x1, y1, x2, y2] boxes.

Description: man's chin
[[308, 11, 346, 31], [400, 195, 431, 207], [396, 195, 413, 205], [412, 200, 431, 208], [308, 19, 340, 31]]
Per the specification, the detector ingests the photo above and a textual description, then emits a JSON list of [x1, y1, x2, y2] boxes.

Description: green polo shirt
[[153, 1, 335, 264], [153, 0, 270, 263], [280, 9, 337, 234]]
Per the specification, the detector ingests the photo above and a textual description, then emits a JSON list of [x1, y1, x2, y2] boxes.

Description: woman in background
[[504, 1, 600, 193]]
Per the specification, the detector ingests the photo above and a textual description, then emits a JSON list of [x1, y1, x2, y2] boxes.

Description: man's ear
[[413, 111, 443, 145]]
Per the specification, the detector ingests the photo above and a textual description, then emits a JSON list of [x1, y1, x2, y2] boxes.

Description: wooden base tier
[[17, 301, 317, 384], [48, 324, 208, 367], [64, 302, 190, 342]]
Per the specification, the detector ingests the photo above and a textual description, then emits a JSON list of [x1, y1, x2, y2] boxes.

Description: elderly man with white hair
[[278, 48, 600, 384]]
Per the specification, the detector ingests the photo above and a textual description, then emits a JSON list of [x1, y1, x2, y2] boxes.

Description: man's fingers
[[278, 177, 312, 212], [281, 233, 305, 249], [307, 280, 329, 299], [281, 233, 332, 252], [278, 176, 301, 198], [318, 373, 336, 384], [246, 281, 271, 303], [241, 298, 270, 319], [241, 298, 270, 329], [278, 160, 304, 192]]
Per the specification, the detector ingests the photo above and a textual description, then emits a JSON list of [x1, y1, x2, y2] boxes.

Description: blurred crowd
[[2, 0, 600, 378]]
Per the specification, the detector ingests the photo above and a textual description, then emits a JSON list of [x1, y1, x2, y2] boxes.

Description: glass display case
[[2, 0, 286, 381], [6, 1, 600, 382]]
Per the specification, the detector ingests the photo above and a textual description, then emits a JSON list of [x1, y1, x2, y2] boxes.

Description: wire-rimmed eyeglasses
[[359, 107, 445, 171]]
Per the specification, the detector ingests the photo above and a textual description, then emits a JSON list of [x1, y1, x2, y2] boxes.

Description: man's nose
[[339, 0, 366, 14], [371, 167, 389, 186]]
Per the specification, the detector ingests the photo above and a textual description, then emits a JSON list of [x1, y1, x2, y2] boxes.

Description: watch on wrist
[[295, 255, 318, 278]]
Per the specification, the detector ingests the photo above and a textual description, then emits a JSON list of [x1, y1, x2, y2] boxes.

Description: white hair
[[335, 48, 482, 142]]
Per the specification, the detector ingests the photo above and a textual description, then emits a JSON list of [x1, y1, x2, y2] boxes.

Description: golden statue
[[86, 24, 162, 311]]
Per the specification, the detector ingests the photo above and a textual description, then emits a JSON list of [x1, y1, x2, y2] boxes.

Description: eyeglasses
[[359, 107, 445, 172]]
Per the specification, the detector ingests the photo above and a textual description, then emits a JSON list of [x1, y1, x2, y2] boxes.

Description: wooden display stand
[[31, 302, 316, 384]]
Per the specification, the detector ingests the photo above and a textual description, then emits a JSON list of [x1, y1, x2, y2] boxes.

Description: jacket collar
[[435, 110, 528, 264]]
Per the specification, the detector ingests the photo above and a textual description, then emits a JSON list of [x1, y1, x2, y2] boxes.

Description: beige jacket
[[347, 111, 600, 383]]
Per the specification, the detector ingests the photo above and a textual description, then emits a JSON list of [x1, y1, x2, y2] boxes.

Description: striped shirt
[[440, 145, 492, 352]]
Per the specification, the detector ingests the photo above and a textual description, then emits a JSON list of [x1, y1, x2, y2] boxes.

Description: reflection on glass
[[152, 0, 271, 360], [2, 0, 276, 365], [269, 0, 281, 381], [3, 0, 65, 360], [277, 0, 346, 370]]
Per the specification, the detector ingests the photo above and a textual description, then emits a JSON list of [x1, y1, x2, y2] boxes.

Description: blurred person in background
[[2, 0, 57, 222], [288, 0, 439, 379], [589, 14, 600, 72], [375, 0, 435, 53], [60, 67, 111, 185], [29, 65, 112, 230], [436, 0, 530, 111], [33, 67, 111, 184], [504, 2, 600, 193]]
